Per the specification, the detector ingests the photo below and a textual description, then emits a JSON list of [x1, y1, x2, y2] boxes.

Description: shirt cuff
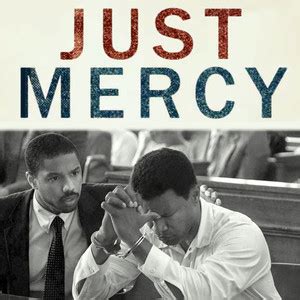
[[76, 245, 112, 282], [139, 245, 171, 279], [73, 245, 115, 298]]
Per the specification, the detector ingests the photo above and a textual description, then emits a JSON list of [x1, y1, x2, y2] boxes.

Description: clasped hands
[[94, 185, 221, 251], [96, 185, 159, 250]]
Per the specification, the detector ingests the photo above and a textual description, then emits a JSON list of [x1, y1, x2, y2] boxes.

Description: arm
[[73, 186, 145, 299], [73, 242, 141, 299], [138, 222, 271, 299]]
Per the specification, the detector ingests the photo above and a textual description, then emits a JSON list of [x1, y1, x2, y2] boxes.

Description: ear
[[26, 171, 38, 189], [190, 185, 200, 204]]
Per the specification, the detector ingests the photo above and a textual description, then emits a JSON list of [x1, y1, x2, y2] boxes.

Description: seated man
[[206, 131, 271, 180], [0, 133, 107, 299], [73, 148, 281, 299]]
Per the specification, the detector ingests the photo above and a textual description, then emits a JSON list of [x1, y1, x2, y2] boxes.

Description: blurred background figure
[[109, 130, 138, 166], [132, 130, 192, 165], [182, 130, 211, 161], [84, 131, 112, 183], [0, 131, 30, 196], [84, 130, 138, 183], [206, 130, 271, 180]]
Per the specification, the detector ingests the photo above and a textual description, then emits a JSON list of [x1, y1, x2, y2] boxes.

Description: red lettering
[[103, 9, 138, 60], [205, 8, 242, 59], [60, 9, 84, 60], [154, 8, 193, 60]]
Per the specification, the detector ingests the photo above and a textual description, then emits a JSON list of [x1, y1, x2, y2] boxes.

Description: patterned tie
[[44, 216, 65, 299]]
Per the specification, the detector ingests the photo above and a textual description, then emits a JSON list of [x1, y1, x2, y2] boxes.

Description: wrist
[[122, 234, 146, 259], [123, 231, 142, 248], [94, 230, 117, 248], [91, 232, 120, 255], [91, 243, 110, 265]]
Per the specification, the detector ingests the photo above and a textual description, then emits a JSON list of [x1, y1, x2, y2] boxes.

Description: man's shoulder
[[210, 201, 266, 247], [0, 189, 32, 221], [204, 200, 263, 239]]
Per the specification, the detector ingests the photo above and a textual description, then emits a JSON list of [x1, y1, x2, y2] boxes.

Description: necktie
[[44, 216, 65, 299]]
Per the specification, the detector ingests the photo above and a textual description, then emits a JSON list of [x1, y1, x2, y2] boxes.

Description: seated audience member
[[183, 130, 211, 161], [267, 131, 286, 156], [109, 130, 138, 166], [207, 130, 271, 179], [73, 148, 280, 299], [85, 131, 112, 183], [0, 130, 88, 196], [87, 131, 112, 163], [132, 130, 191, 165], [0, 133, 106, 299], [0, 131, 33, 196]]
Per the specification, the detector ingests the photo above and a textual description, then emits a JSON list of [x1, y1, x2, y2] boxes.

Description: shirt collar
[[189, 198, 213, 250], [33, 192, 75, 233]]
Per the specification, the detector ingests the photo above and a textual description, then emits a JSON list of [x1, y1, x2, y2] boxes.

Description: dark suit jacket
[[0, 183, 116, 297]]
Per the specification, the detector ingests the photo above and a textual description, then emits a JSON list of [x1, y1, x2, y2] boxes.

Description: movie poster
[[0, 0, 299, 299]]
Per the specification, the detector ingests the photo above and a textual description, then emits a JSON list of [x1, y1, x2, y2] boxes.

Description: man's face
[[145, 188, 198, 246], [29, 152, 82, 214]]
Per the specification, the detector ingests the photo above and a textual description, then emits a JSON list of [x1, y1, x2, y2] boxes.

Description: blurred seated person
[[109, 130, 138, 166], [84, 131, 112, 183], [183, 130, 211, 161], [73, 148, 280, 299], [87, 131, 112, 164], [0, 131, 87, 196], [0, 131, 28, 194], [267, 131, 286, 156], [207, 131, 271, 180], [132, 130, 191, 165]]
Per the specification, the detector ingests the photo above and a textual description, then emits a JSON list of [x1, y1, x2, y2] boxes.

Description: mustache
[[61, 192, 79, 200]]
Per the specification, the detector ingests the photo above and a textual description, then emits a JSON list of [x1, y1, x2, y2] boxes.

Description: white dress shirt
[[73, 199, 281, 300], [29, 193, 87, 299]]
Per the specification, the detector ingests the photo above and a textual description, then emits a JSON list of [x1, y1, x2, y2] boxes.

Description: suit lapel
[[78, 186, 103, 243], [4, 190, 32, 296]]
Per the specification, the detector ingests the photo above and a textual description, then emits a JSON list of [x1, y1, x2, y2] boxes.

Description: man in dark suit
[[0, 133, 110, 299]]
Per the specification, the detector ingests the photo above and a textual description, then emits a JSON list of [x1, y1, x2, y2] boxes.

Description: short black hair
[[25, 132, 80, 175], [131, 148, 197, 200]]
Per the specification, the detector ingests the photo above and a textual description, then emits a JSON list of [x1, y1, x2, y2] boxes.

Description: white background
[[0, 0, 299, 130]]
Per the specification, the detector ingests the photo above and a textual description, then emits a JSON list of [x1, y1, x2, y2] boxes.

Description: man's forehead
[[39, 152, 80, 173], [142, 190, 183, 213]]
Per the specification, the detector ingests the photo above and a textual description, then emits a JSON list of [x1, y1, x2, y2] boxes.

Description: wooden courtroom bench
[[270, 152, 300, 182]]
